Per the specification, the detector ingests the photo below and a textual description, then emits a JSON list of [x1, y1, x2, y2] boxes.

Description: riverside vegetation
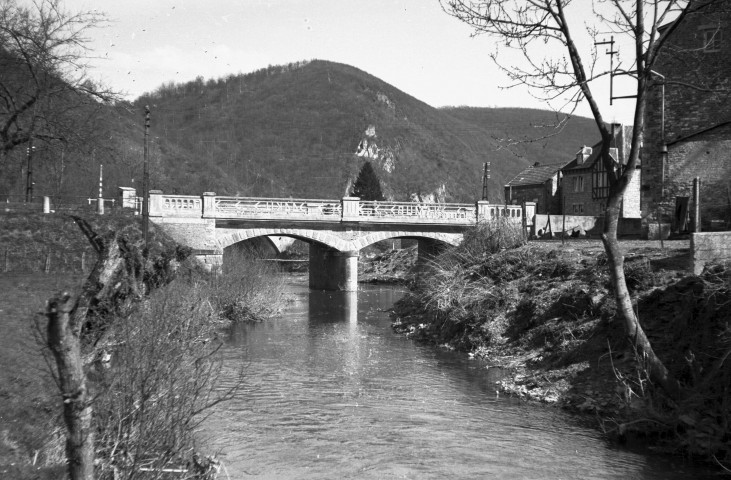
[[391, 219, 731, 468], [0, 211, 286, 479]]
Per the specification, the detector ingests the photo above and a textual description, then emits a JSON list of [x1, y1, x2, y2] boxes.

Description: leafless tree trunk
[[46, 293, 95, 480]]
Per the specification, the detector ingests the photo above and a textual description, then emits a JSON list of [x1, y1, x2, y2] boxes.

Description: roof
[[505, 162, 571, 187], [668, 120, 731, 146], [562, 141, 602, 172]]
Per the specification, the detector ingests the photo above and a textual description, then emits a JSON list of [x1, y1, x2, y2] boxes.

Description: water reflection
[[206, 281, 717, 479]]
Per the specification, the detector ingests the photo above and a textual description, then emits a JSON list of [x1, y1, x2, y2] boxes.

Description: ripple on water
[[202, 282, 717, 479]]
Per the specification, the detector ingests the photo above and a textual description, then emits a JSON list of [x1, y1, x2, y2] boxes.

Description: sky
[[61, 0, 639, 124]]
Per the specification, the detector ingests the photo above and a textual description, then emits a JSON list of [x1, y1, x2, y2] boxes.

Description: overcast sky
[[63, 0, 638, 124]]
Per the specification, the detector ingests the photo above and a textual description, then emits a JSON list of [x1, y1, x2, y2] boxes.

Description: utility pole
[[97, 164, 104, 215], [25, 138, 35, 202], [482, 162, 490, 201], [143, 105, 150, 250]]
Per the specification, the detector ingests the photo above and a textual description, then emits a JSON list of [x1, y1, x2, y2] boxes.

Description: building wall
[[506, 184, 548, 213], [666, 125, 731, 230], [562, 169, 602, 216], [621, 168, 642, 218], [642, 2, 731, 222]]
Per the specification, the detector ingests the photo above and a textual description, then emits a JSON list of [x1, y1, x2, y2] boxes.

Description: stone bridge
[[148, 191, 535, 291]]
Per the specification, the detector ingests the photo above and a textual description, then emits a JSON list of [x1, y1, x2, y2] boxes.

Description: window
[[701, 26, 723, 52], [572, 203, 584, 214], [592, 159, 609, 200], [572, 176, 584, 192]]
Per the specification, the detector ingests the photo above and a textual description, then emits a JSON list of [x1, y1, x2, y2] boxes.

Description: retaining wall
[[691, 232, 731, 274]]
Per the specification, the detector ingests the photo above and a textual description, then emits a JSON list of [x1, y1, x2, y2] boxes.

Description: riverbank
[[390, 238, 731, 466], [0, 212, 287, 478]]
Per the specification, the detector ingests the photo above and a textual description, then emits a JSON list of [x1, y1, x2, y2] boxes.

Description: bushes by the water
[[209, 255, 286, 323]]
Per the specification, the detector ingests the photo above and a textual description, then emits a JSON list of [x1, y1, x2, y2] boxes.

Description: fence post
[[4, 250, 8, 272], [45, 250, 51, 274], [521, 202, 527, 242], [692, 177, 701, 233], [562, 197, 566, 246], [81, 251, 86, 274], [43, 196, 51, 214]]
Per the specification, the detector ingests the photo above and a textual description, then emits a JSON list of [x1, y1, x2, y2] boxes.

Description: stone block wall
[[691, 232, 731, 274], [641, 3, 731, 222], [150, 217, 217, 252]]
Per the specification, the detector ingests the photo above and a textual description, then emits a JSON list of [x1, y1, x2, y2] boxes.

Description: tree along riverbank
[[389, 235, 731, 468], [0, 212, 286, 479]]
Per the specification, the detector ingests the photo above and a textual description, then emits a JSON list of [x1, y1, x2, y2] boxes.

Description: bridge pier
[[309, 244, 359, 291]]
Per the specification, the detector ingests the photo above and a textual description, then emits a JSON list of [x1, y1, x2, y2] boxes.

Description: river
[[204, 277, 715, 479]]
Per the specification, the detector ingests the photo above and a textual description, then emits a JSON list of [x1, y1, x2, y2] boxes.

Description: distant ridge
[[0, 59, 599, 203], [131, 60, 599, 202]]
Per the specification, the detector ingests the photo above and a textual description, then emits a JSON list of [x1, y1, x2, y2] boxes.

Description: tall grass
[[412, 218, 527, 348], [208, 255, 287, 323]]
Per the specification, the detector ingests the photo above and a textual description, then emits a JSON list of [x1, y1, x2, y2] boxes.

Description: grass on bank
[[395, 219, 731, 465]]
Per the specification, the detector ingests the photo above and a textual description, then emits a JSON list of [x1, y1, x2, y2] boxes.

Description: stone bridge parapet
[[147, 191, 536, 290]]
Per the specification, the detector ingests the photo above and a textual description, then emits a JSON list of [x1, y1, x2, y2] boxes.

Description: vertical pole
[[609, 36, 614, 105], [521, 201, 527, 242], [693, 177, 701, 233], [25, 137, 34, 202], [482, 162, 490, 201], [562, 197, 566, 245], [97, 164, 104, 215], [143, 106, 151, 250]]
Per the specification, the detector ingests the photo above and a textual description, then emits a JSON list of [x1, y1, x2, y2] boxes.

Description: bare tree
[[441, 0, 726, 398], [0, 0, 112, 159]]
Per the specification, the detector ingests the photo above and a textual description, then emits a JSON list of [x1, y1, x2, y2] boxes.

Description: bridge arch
[[354, 231, 462, 250], [215, 228, 350, 253], [216, 228, 463, 253]]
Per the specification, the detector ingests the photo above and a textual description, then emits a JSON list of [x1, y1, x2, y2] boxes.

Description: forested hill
[[133, 60, 598, 202]]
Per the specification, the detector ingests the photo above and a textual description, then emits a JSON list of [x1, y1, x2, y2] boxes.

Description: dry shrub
[[93, 281, 238, 479], [623, 256, 655, 293], [450, 218, 526, 265], [209, 254, 286, 322]]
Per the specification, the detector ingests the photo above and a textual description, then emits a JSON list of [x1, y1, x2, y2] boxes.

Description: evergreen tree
[[350, 161, 385, 201]]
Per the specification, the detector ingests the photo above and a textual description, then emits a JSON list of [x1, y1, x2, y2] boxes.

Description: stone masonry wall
[[642, 2, 731, 222]]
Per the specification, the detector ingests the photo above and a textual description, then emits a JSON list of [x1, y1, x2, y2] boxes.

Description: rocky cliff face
[[355, 124, 397, 173]]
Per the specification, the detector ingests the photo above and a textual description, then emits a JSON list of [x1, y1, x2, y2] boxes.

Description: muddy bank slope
[[391, 238, 731, 463]]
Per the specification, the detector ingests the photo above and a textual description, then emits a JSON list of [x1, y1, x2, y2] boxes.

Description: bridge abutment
[[309, 244, 359, 291]]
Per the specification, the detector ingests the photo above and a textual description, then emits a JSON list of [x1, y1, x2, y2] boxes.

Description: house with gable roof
[[504, 161, 570, 215], [561, 124, 641, 219]]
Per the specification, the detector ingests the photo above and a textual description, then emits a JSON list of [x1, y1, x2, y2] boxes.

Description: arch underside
[[215, 228, 462, 253]]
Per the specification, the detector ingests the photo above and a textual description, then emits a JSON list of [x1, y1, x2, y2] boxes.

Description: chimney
[[610, 123, 627, 164], [576, 146, 592, 165]]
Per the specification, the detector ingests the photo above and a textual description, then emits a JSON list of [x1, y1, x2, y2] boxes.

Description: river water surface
[[204, 277, 715, 479]]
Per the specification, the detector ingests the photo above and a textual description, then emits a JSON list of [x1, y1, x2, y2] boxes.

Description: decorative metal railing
[[214, 196, 342, 219], [358, 201, 475, 220]]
